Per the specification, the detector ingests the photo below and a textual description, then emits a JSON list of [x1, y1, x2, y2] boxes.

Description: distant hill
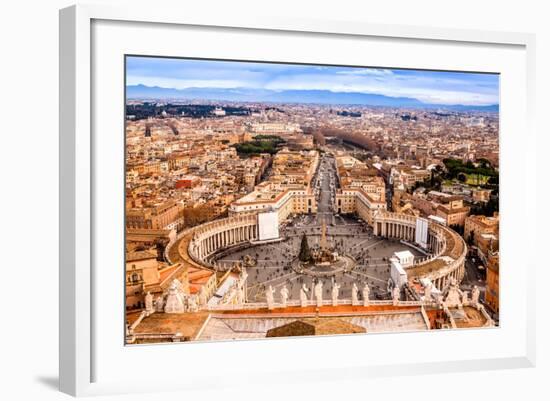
[[126, 84, 498, 111]]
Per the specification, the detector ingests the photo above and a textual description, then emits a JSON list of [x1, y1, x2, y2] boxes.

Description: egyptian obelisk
[[320, 220, 328, 250]]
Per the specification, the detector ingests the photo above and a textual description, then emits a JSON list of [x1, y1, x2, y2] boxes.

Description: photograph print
[[124, 56, 500, 344]]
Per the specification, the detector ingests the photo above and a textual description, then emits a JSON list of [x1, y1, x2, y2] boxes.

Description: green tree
[[298, 233, 312, 263], [477, 158, 491, 169]]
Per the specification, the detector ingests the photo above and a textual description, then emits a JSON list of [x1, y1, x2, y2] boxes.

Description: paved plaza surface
[[215, 214, 424, 302], [215, 154, 425, 303]]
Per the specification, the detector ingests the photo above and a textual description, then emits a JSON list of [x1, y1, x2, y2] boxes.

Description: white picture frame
[[59, 3, 536, 397]]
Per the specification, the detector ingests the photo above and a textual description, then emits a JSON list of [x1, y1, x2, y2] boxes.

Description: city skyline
[[124, 56, 499, 344], [126, 56, 499, 107]]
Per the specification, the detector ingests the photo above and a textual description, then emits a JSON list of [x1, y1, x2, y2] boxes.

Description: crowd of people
[[213, 213, 422, 302]]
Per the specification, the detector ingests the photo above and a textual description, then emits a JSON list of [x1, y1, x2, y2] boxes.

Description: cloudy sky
[[126, 56, 499, 106]]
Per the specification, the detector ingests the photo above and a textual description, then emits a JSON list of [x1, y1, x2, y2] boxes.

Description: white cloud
[[263, 72, 498, 105], [336, 68, 393, 76], [127, 64, 498, 106]]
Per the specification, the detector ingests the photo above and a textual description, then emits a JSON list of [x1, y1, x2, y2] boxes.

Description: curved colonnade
[[182, 214, 259, 269], [167, 211, 467, 292], [373, 211, 467, 290]]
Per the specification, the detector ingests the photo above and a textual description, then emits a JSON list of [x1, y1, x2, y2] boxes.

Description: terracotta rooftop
[[453, 306, 488, 328], [126, 250, 157, 262], [266, 318, 365, 337], [132, 312, 210, 338]]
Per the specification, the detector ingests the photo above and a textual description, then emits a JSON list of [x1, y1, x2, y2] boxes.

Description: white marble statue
[[300, 283, 309, 307], [351, 283, 359, 305], [471, 286, 480, 305], [331, 282, 341, 306], [155, 295, 164, 312], [436, 293, 444, 307], [225, 288, 236, 305], [424, 283, 432, 302], [462, 290, 469, 305], [236, 285, 245, 305], [443, 278, 463, 308], [164, 280, 186, 313], [280, 285, 289, 308], [145, 291, 154, 315], [266, 285, 275, 310], [392, 286, 400, 305], [187, 294, 198, 313], [240, 269, 248, 284], [362, 283, 370, 307], [387, 278, 393, 294], [172, 279, 184, 292], [198, 287, 207, 308], [314, 281, 324, 306]]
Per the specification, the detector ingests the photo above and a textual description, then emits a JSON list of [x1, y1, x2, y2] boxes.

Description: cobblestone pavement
[[215, 215, 424, 302]]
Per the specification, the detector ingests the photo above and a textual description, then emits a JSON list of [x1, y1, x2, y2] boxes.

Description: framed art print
[[59, 4, 536, 396], [123, 55, 499, 341]]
